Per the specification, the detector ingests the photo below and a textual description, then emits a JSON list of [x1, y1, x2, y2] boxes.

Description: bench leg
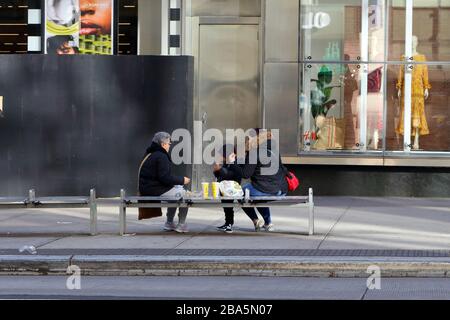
[[119, 204, 127, 236], [308, 188, 314, 236], [90, 189, 98, 236]]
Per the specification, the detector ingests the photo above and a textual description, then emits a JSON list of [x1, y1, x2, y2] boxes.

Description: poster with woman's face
[[45, 0, 113, 55], [80, 0, 112, 35]]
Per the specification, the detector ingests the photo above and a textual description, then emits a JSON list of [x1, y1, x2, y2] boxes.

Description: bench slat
[[0, 198, 28, 204]]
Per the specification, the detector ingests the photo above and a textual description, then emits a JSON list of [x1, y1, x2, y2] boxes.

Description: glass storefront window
[[388, 1, 406, 61], [299, 63, 363, 151], [412, 1, 450, 62], [390, 63, 450, 152], [298, 0, 450, 155], [300, 0, 362, 62]]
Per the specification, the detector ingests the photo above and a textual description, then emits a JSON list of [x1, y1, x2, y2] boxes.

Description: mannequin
[[353, 33, 384, 150], [396, 35, 431, 150], [367, 34, 384, 150]]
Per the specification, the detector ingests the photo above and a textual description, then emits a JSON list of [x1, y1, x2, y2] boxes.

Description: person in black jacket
[[139, 132, 191, 233], [240, 129, 288, 232], [213, 144, 243, 234]]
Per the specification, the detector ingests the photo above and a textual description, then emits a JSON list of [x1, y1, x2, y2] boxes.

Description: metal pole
[[308, 188, 314, 236], [359, 0, 369, 152], [403, 0, 413, 152], [89, 189, 98, 236], [119, 189, 127, 236], [28, 189, 36, 207]]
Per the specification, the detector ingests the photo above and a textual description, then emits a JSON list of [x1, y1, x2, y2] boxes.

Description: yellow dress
[[396, 54, 431, 136]]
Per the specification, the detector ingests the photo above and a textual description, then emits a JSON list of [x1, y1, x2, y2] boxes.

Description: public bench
[[0, 189, 98, 235], [118, 188, 314, 236]]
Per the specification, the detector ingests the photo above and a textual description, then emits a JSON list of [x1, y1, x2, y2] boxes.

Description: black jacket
[[239, 140, 288, 195], [138, 142, 184, 196], [213, 162, 243, 184]]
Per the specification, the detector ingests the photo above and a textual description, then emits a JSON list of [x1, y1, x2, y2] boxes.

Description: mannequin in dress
[[367, 34, 384, 150], [397, 35, 431, 150]]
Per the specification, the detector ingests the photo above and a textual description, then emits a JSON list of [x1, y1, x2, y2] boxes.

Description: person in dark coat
[[139, 132, 191, 233], [213, 144, 243, 234], [240, 129, 288, 232]]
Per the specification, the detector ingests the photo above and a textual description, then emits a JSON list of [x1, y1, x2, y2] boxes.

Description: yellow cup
[[201, 182, 210, 199], [211, 182, 220, 199]]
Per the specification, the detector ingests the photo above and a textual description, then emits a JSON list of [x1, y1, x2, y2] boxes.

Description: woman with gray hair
[[139, 132, 191, 233]]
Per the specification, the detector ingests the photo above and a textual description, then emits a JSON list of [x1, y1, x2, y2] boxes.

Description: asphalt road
[[1, 276, 450, 300]]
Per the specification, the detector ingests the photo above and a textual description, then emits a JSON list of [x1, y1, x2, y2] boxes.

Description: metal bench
[[0, 189, 98, 235], [119, 188, 314, 236]]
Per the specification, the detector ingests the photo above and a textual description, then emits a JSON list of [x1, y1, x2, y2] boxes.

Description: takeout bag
[[219, 181, 244, 198]]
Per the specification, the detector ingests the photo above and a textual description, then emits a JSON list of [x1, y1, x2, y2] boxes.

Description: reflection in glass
[[388, 1, 406, 61], [413, 2, 450, 62], [301, 0, 361, 61]]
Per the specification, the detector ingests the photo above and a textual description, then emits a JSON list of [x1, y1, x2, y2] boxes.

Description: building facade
[[1, 0, 449, 196]]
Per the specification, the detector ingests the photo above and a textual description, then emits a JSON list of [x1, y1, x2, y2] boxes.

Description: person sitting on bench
[[138, 132, 191, 233], [213, 144, 243, 234], [240, 129, 288, 232]]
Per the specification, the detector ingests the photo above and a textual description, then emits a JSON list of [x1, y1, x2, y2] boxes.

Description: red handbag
[[285, 171, 300, 192]]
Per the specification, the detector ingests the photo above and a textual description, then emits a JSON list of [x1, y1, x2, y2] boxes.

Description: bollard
[[90, 189, 98, 236], [119, 189, 127, 235]]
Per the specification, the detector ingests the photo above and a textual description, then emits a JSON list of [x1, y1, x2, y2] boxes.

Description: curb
[[2, 255, 450, 277]]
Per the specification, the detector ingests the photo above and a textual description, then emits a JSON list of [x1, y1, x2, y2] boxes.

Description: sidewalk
[[1, 197, 450, 277]]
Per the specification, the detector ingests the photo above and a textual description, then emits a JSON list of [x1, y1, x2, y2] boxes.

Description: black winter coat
[[239, 140, 288, 195], [213, 162, 243, 184], [138, 142, 184, 196]]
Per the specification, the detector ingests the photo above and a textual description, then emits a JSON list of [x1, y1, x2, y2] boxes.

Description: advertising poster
[[45, 0, 113, 55]]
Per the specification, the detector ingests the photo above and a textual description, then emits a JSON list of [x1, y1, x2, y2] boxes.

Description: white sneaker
[[254, 220, 264, 232], [175, 224, 189, 233], [264, 224, 275, 232], [163, 222, 176, 231]]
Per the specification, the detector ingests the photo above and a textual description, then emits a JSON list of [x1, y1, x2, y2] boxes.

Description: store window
[[299, 0, 450, 155]]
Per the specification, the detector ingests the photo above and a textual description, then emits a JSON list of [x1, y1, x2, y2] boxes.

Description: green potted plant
[[310, 65, 339, 131]]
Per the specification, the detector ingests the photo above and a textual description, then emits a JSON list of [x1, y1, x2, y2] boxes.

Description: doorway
[[191, 18, 261, 190]]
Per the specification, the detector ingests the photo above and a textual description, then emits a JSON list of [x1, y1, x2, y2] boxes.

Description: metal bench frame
[[119, 188, 314, 236], [0, 189, 98, 235]]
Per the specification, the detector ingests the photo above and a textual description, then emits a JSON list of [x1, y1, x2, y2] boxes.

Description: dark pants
[[223, 200, 234, 226], [243, 207, 271, 225], [242, 183, 285, 225]]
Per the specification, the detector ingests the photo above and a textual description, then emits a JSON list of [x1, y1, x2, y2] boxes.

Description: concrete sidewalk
[[1, 197, 450, 276]]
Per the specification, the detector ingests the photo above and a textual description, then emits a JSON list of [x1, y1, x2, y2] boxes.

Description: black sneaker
[[216, 224, 228, 231], [223, 225, 233, 234]]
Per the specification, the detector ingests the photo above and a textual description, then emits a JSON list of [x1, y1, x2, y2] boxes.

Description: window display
[[299, 0, 450, 155], [395, 36, 431, 150]]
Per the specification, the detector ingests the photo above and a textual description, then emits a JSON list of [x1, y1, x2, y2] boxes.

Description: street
[[1, 276, 450, 300]]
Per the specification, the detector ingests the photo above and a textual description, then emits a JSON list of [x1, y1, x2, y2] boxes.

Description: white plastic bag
[[219, 181, 244, 198]]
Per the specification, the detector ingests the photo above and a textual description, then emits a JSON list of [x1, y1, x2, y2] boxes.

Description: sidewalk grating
[[2, 249, 450, 257]]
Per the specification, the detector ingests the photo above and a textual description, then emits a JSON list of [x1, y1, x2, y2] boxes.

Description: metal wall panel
[[195, 23, 260, 187], [265, 0, 299, 62], [199, 24, 259, 132], [0, 55, 194, 197], [264, 63, 299, 156], [189, 0, 261, 17]]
